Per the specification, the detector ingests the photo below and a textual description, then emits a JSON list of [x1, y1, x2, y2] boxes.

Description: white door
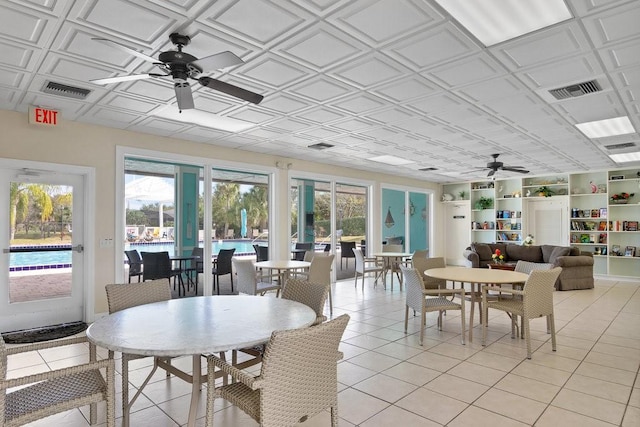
[[1, 166, 85, 332], [445, 201, 471, 265], [524, 197, 568, 246]]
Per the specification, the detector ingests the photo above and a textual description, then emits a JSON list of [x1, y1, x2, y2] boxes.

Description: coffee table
[[488, 262, 517, 271]]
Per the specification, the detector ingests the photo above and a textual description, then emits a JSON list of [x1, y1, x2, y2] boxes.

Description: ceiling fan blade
[[191, 51, 244, 72], [502, 167, 530, 174], [90, 74, 156, 85], [487, 169, 496, 177], [174, 82, 195, 111], [92, 38, 158, 63], [198, 76, 263, 104]]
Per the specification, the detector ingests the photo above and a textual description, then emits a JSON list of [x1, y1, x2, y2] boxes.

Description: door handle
[[72, 244, 84, 253]]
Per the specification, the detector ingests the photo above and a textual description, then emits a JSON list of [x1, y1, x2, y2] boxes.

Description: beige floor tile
[[348, 350, 402, 371], [564, 373, 632, 404], [365, 327, 410, 341], [583, 350, 640, 372], [382, 361, 442, 386], [474, 388, 547, 425], [575, 361, 636, 386], [352, 373, 418, 403], [522, 352, 581, 373], [337, 361, 377, 386], [622, 405, 640, 427], [343, 334, 390, 350], [339, 342, 369, 359], [552, 388, 626, 425], [629, 387, 640, 408], [337, 388, 389, 425], [19, 408, 96, 427], [396, 387, 467, 425], [373, 341, 425, 359], [406, 350, 462, 372], [466, 349, 523, 372], [448, 405, 529, 427], [511, 361, 571, 387], [534, 342, 590, 360], [428, 341, 482, 360], [536, 405, 619, 427], [447, 361, 507, 386], [360, 405, 441, 426], [494, 373, 561, 404], [423, 373, 489, 403]]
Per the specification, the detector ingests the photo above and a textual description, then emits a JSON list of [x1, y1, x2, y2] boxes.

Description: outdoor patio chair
[[225, 229, 234, 239], [124, 249, 143, 283], [233, 258, 280, 296], [205, 314, 350, 427], [482, 267, 562, 359], [141, 251, 183, 296], [213, 248, 235, 294], [293, 242, 313, 261], [401, 265, 466, 345], [281, 278, 330, 326], [105, 279, 172, 426], [339, 241, 356, 269], [353, 248, 383, 290], [1, 335, 115, 427], [190, 247, 204, 294]]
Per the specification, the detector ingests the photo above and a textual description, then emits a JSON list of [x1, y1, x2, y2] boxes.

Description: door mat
[[1, 321, 88, 344]]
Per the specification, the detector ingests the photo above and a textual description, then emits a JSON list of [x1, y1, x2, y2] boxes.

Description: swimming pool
[[9, 240, 267, 270]]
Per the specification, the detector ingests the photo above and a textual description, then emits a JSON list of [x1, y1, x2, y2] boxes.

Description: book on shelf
[[598, 221, 607, 231], [627, 221, 638, 232], [624, 246, 636, 257]]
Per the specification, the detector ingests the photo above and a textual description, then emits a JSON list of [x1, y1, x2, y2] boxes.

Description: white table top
[[254, 260, 310, 270], [373, 252, 413, 257], [424, 266, 528, 284], [86, 296, 316, 357]]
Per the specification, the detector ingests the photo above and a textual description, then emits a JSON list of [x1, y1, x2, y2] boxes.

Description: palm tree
[[212, 183, 240, 238], [9, 182, 29, 240], [242, 186, 268, 232]]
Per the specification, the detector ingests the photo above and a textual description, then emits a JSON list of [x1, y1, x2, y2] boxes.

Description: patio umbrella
[[240, 208, 247, 238]]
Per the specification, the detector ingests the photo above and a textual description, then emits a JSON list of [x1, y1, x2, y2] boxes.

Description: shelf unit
[[441, 169, 640, 278]]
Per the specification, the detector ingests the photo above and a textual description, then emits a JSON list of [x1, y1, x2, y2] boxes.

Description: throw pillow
[[541, 245, 556, 263], [549, 246, 571, 264], [471, 242, 492, 261]]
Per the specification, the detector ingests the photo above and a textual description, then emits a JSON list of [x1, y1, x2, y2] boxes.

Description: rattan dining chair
[[281, 278, 330, 326], [0, 335, 115, 427], [105, 279, 172, 427], [205, 314, 350, 427], [481, 267, 562, 359], [305, 253, 335, 315], [233, 258, 280, 296], [401, 265, 466, 345], [353, 248, 383, 290]]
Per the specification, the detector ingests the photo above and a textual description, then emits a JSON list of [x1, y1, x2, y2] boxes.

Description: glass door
[[1, 167, 85, 332]]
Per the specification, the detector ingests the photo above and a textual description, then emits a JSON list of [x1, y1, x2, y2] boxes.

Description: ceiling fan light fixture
[[575, 116, 635, 138], [434, 0, 572, 46]]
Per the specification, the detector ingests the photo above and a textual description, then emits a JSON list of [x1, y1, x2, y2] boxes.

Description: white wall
[[0, 110, 443, 314]]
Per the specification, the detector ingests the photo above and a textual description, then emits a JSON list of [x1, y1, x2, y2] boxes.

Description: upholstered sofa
[[463, 243, 594, 291]]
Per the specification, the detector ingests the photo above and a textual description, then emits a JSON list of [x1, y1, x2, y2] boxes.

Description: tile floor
[[4, 275, 640, 426]]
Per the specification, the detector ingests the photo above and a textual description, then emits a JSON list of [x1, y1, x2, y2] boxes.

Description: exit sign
[[29, 106, 59, 126]]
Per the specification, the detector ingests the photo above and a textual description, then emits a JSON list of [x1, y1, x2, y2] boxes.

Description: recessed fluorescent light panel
[[434, 0, 572, 46], [153, 106, 254, 132], [369, 155, 415, 166], [575, 116, 635, 139], [609, 151, 640, 163]]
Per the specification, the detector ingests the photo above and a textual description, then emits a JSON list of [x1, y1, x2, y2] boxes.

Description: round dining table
[[254, 259, 311, 289], [373, 252, 413, 290], [424, 266, 529, 342], [86, 295, 315, 427]]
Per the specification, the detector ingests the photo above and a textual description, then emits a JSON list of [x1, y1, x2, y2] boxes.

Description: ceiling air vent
[[604, 142, 636, 150], [548, 80, 601, 100], [419, 167, 437, 171], [41, 81, 91, 100], [308, 142, 334, 150]]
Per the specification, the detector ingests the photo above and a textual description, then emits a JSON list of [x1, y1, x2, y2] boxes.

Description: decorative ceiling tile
[[598, 39, 640, 70], [296, 107, 345, 124], [258, 93, 311, 114], [39, 53, 110, 82], [426, 54, 506, 89], [0, 67, 25, 88], [102, 93, 158, 113], [0, 39, 37, 70], [0, 2, 51, 45], [581, 1, 640, 47], [330, 54, 408, 88], [517, 53, 604, 89], [240, 54, 311, 88], [329, 93, 386, 114], [371, 76, 438, 102], [287, 76, 353, 102], [227, 107, 278, 123]]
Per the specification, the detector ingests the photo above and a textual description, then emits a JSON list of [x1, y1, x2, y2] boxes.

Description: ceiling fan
[[473, 153, 530, 177], [90, 33, 264, 111]]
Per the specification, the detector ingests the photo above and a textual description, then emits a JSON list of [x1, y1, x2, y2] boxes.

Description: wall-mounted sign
[[29, 106, 59, 126]]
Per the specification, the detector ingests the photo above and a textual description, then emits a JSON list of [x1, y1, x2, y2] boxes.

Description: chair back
[[416, 256, 446, 289], [259, 314, 350, 426], [353, 248, 365, 273], [515, 260, 552, 275], [191, 247, 204, 273], [233, 258, 258, 295], [523, 267, 562, 316], [294, 242, 313, 261], [281, 278, 330, 325], [339, 241, 356, 258], [253, 244, 269, 262], [105, 279, 172, 314], [303, 250, 315, 262], [215, 248, 236, 275], [125, 250, 143, 275], [323, 243, 331, 252], [141, 251, 172, 281], [308, 254, 334, 286], [400, 266, 427, 312]]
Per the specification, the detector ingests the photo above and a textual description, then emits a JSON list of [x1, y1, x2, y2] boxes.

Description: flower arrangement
[[523, 234, 534, 246], [610, 192, 634, 204], [535, 186, 554, 197], [491, 249, 505, 264]]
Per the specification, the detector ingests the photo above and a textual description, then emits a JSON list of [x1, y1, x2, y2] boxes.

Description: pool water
[[10, 240, 266, 269]]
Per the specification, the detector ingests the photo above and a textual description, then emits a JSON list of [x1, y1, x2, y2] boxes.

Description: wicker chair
[[205, 314, 350, 427], [481, 267, 562, 359], [411, 255, 445, 289], [0, 335, 115, 427], [281, 278, 330, 326], [353, 248, 383, 290], [233, 258, 280, 296], [105, 279, 172, 426], [305, 254, 335, 315], [401, 265, 466, 345]]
